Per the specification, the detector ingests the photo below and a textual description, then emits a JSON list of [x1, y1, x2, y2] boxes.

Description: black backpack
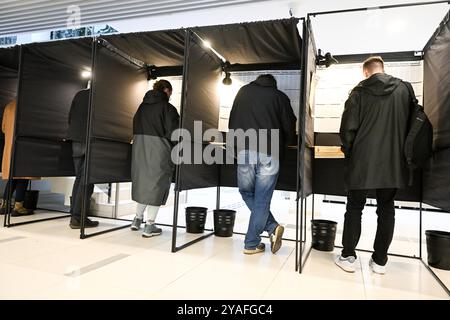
[[403, 81, 433, 185]]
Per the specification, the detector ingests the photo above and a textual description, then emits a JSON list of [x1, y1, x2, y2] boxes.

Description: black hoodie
[[340, 73, 413, 190], [228, 77, 297, 157]]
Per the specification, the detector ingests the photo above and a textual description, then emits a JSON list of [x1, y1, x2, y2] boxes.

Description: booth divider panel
[[178, 31, 222, 191], [423, 148, 450, 212], [14, 137, 74, 177], [87, 42, 148, 184], [88, 139, 132, 184], [423, 10, 450, 211], [91, 44, 148, 142], [13, 40, 92, 177]]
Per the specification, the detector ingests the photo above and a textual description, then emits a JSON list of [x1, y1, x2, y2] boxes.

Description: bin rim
[[311, 219, 338, 225], [425, 230, 450, 239], [213, 209, 236, 214], [185, 206, 208, 212]]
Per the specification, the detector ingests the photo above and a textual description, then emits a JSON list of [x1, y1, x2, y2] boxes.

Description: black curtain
[[13, 39, 92, 177], [193, 18, 301, 67], [87, 42, 148, 184], [100, 30, 185, 67], [178, 30, 222, 191], [423, 10, 450, 211]]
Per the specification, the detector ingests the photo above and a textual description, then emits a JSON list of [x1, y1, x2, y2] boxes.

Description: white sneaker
[[335, 255, 357, 273], [369, 258, 386, 275]]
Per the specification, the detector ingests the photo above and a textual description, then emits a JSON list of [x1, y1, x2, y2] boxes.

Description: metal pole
[[298, 17, 311, 274], [295, 18, 306, 273], [299, 191, 304, 273], [419, 201, 423, 259], [172, 29, 190, 253], [107, 182, 112, 204], [304, 196, 308, 242], [113, 183, 120, 219], [309, 1, 450, 17], [80, 38, 98, 239]]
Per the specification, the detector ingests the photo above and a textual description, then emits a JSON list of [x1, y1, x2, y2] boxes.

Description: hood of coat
[[142, 90, 168, 104], [354, 73, 402, 96], [251, 76, 277, 88]]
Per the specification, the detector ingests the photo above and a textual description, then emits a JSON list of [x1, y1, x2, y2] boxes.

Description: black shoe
[[70, 218, 99, 229]]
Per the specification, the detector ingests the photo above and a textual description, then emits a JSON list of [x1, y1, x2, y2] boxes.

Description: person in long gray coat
[[335, 56, 413, 275], [131, 80, 179, 238]]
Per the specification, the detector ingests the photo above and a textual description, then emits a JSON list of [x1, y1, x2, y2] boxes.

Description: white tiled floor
[[0, 194, 449, 300]]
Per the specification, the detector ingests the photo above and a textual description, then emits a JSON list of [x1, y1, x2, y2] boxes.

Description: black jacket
[[67, 89, 89, 142], [340, 73, 412, 190], [132, 90, 180, 205], [228, 77, 297, 157], [133, 90, 179, 140]]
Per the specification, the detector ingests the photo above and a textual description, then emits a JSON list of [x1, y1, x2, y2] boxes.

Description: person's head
[[256, 74, 277, 88], [362, 56, 385, 78], [153, 79, 173, 98]]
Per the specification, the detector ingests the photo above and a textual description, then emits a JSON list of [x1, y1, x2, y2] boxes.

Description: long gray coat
[[132, 90, 179, 205], [340, 73, 412, 190]]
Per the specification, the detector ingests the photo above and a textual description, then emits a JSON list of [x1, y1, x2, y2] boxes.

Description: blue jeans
[[237, 150, 280, 250]]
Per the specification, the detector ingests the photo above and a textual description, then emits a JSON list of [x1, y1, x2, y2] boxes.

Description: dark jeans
[[3, 179, 29, 202], [342, 188, 397, 266], [70, 142, 94, 220]]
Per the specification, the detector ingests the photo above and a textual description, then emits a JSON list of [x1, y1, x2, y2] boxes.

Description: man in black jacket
[[336, 56, 412, 274], [67, 88, 98, 229], [228, 74, 296, 255]]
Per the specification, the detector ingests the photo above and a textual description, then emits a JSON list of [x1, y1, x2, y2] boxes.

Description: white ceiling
[[0, 0, 273, 36]]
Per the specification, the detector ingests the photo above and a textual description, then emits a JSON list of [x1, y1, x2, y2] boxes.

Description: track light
[[147, 65, 158, 80], [222, 72, 232, 86], [222, 61, 232, 86], [81, 70, 91, 79], [316, 49, 338, 68]]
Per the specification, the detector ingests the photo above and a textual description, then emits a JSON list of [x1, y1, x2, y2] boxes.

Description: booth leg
[[113, 183, 120, 219], [303, 197, 307, 242], [171, 190, 180, 253], [295, 192, 299, 272], [419, 201, 423, 259], [216, 186, 220, 210], [299, 194, 304, 274]]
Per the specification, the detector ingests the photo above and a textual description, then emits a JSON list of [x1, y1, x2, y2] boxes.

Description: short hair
[[153, 79, 172, 93], [363, 56, 384, 72], [256, 74, 277, 88]]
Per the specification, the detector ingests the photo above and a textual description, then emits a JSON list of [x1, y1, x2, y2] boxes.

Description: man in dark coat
[[131, 80, 179, 238], [335, 56, 413, 274], [67, 88, 99, 229], [228, 74, 296, 255]]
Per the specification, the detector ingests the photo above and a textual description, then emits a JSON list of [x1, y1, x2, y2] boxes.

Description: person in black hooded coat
[[131, 80, 179, 238], [335, 56, 413, 274]]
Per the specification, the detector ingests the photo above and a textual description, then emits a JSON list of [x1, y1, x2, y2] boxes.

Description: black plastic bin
[[23, 190, 39, 210], [426, 230, 450, 270], [311, 219, 337, 252], [185, 207, 208, 234], [213, 209, 236, 237]]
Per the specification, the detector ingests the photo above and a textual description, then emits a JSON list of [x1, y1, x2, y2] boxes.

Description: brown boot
[[11, 201, 34, 217]]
